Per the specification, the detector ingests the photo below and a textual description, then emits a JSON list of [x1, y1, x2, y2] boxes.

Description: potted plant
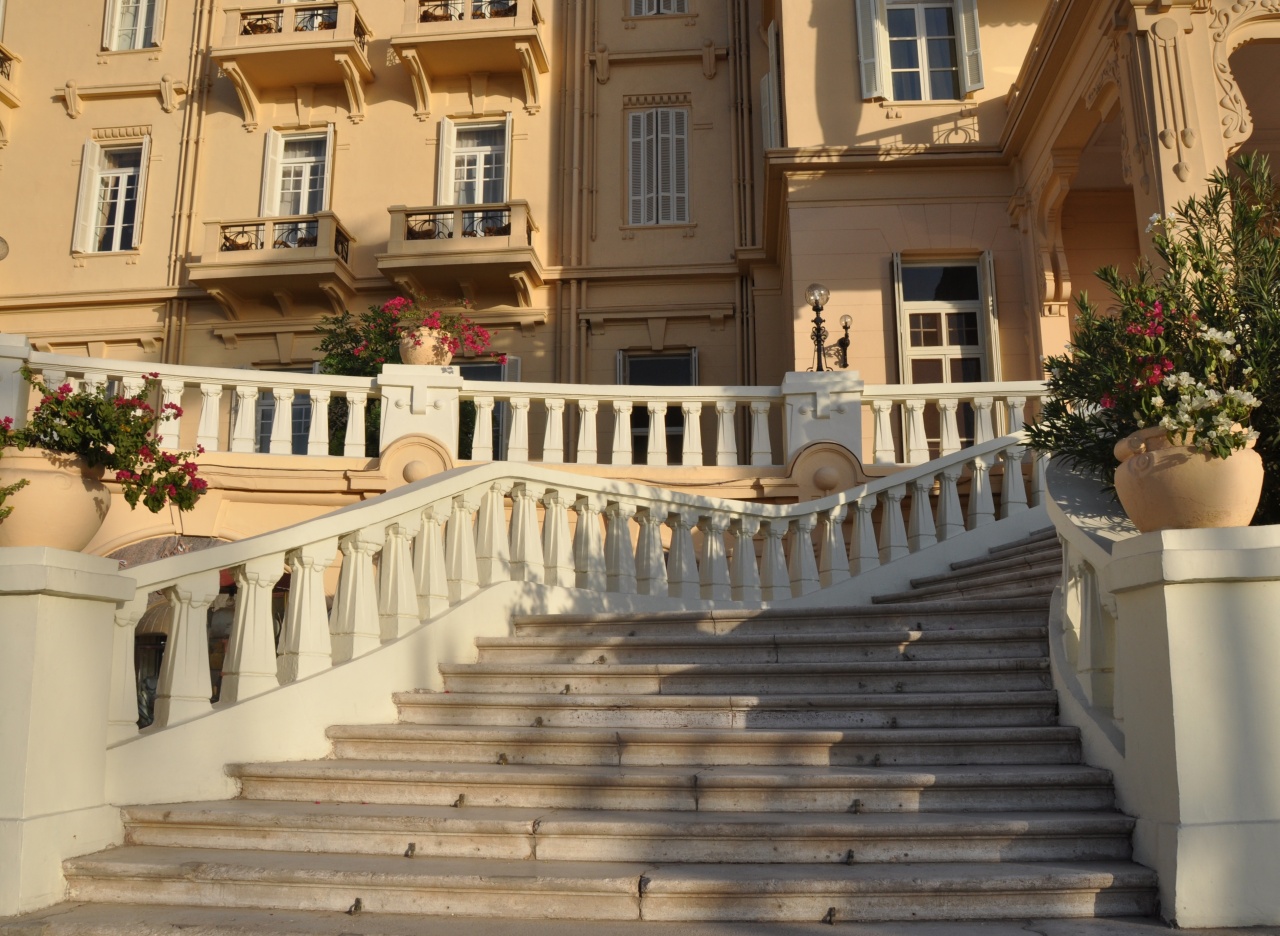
[[0, 370, 209, 551], [383, 295, 505, 367], [1027, 153, 1278, 531]]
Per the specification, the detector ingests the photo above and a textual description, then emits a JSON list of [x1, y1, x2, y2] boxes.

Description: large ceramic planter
[[399, 329, 454, 366], [0, 448, 112, 551], [1113, 426, 1263, 532]]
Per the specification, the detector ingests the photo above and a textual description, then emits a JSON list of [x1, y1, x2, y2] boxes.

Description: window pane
[[909, 313, 943, 348], [901, 266, 980, 302], [926, 37, 956, 69], [947, 312, 980, 347], [911, 358, 944, 383], [456, 126, 505, 149], [889, 39, 920, 69], [923, 6, 954, 37], [930, 68, 959, 100], [282, 138, 325, 161], [887, 8, 918, 37], [950, 357, 984, 383], [892, 71, 923, 101], [627, 354, 694, 385], [105, 149, 141, 170]]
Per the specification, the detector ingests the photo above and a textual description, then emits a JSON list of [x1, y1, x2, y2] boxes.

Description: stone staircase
[[62, 527, 1158, 924]]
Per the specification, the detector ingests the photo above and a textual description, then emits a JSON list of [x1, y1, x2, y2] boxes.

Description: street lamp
[[805, 283, 830, 372], [835, 314, 852, 369]]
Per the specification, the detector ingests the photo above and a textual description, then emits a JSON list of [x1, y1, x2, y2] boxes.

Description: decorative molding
[[515, 41, 541, 114], [335, 53, 366, 124], [1143, 17, 1197, 182], [1208, 0, 1280, 148], [218, 60, 259, 131], [623, 92, 693, 108], [91, 124, 153, 142], [56, 75, 188, 119], [397, 47, 432, 121]]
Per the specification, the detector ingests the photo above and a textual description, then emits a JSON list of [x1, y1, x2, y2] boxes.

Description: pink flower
[[1100, 394, 1115, 410]]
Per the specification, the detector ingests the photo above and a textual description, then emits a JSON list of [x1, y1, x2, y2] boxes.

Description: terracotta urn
[[1112, 426, 1263, 533], [0, 448, 112, 551], [399, 329, 454, 366]]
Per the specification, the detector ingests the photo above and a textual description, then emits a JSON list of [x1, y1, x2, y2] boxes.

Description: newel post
[[376, 363, 464, 460], [780, 371, 866, 464]]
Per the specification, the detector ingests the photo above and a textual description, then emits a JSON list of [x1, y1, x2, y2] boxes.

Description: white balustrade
[[605, 501, 638, 595], [698, 512, 732, 601], [279, 538, 337, 684], [646, 402, 669, 467], [330, 526, 383, 663], [635, 507, 669, 597], [220, 555, 285, 704]]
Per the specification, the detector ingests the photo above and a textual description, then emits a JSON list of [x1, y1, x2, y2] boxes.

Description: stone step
[[510, 598, 1054, 639], [228, 761, 1118, 813], [121, 801, 1137, 864], [324, 724, 1082, 768], [438, 658, 1053, 696], [474, 626, 1048, 666], [910, 549, 1062, 589], [872, 580, 1058, 606], [392, 689, 1061, 730], [981, 527, 1060, 558], [64, 847, 1157, 922], [944, 539, 1062, 575]]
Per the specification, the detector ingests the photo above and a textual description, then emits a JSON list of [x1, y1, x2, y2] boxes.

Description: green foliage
[[1027, 153, 1280, 525]]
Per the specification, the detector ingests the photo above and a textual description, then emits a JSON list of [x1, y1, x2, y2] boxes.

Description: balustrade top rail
[[224, 1, 371, 50], [203, 213, 354, 263], [458, 381, 781, 405]]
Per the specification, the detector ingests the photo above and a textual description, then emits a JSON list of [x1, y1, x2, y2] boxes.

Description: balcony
[[391, 0, 548, 118], [377, 201, 543, 304], [212, 1, 373, 129], [188, 213, 357, 320], [0, 42, 21, 112]]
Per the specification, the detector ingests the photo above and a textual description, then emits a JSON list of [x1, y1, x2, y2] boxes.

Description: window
[[759, 21, 783, 149], [458, 357, 520, 460], [254, 392, 314, 455], [619, 350, 697, 465], [72, 138, 151, 253], [104, 0, 164, 51], [261, 127, 334, 218], [628, 108, 689, 225], [630, 0, 688, 14], [854, 0, 983, 102], [437, 115, 514, 235]]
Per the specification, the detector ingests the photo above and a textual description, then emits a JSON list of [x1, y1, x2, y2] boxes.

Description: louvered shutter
[[436, 116, 457, 205], [502, 112, 513, 202], [644, 109, 656, 223], [854, 0, 886, 101], [321, 122, 336, 210], [0, 0, 8, 42], [629, 0, 648, 14], [892, 252, 907, 384], [657, 109, 674, 224], [981, 250, 1001, 380], [628, 111, 646, 224], [670, 108, 688, 223], [954, 0, 985, 94], [131, 134, 152, 247], [151, 0, 166, 45], [766, 21, 782, 146], [659, 0, 686, 12], [760, 73, 775, 149], [72, 141, 104, 253], [102, 0, 116, 50], [259, 130, 282, 216]]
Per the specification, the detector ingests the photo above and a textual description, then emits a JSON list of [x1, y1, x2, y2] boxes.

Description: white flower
[[1146, 213, 1162, 232], [1151, 396, 1164, 408]]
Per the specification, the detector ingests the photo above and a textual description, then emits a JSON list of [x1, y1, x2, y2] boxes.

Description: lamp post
[[835, 314, 852, 369], [805, 283, 830, 372]]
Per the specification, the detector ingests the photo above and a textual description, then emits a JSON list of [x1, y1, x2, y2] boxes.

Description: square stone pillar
[[375, 364, 464, 461], [780, 371, 865, 464]]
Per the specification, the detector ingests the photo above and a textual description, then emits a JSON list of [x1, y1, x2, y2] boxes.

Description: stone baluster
[[152, 571, 221, 728], [1030, 452, 1050, 507], [378, 517, 421, 641], [908, 475, 938, 552], [936, 465, 966, 541], [330, 526, 383, 663], [41, 368, 69, 391], [903, 400, 930, 465], [542, 399, 565, 464], [937, 399, 962, 457], [635, 507, 669, 598], [759, 519, 790, 601], [848, 496, 880, 575], [230, 386, 259, 453], [605, 501, 638, 595], [665, 509, 700, 600], [221, 555, 285, 704], [646, 402, 668, 466], [471, 396, 495, 461], [344, 390, 368, 457], [413, 505, 450, 617], [1006, 396, 1028, 434], [730, 516, 762, 604], [681, 402, 703, 467], [541, 489, 576, 587], [445, 493, 480, 602], [278, 538, 338, 683], [1000, 445, 1029, 519], [818, 505, 850, 588], [574, 495, 607, 592], [611, 401, 633, 466], [269, 387, 295, 455], [973, 396, 995, 455], [878, 486, 910, 564], [872, 400, 896, 465], [698, 511, 732, 601], [576, 399, 599, 465], [966, 457, 995, 529], [787, 514, 821, 597], [715, 401, 738, 466], [80, 373, 105, 393], [507, 397, 531, 462], [119, 374, 145, 399], [509, 484, 545, 584], [307, 390, 331, 456], [749, 401, 772, 467], [158, 380, 184, 450], [197, 383, 223, 453], [107, 596, 147, 743], [475, 481, 513, 585]]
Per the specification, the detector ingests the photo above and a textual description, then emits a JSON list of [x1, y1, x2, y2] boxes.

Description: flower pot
[[1113, 427, 1263, 532], [0, 448, 112, 550], [399, 329, 454, 366]]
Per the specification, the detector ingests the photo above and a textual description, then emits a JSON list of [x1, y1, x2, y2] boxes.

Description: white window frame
[[436, 115, 514, 207], [629, 0, 688, 15], [260, 125, 335, 218], [892, 252, 999, 386], [103, 0, 166, 51], [627, 107, 690, 225], [71, 136, 152, 254], [854, 0, 982, 102]]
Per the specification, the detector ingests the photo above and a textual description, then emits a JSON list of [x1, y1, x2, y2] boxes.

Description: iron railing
[[0, 51, 12, 82], [272, 220, 319, 249], [219, 224, 266, 252], [294, 5, 339, 31], [239, 10, 283, 34], [418, 0, 517, 21], [334, 227, 351, 262]]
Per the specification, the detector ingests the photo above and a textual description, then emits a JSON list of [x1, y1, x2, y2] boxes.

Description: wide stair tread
[[910, 549, 1062, 589]]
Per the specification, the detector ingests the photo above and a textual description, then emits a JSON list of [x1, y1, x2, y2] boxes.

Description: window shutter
[[502, 354, 521, 382], [627, 111, 645, 225], [891, 252, 907, 384], [760, 73, 775, 150], [321, 122, 336, 210], [102, 0, 116, 50], [629, 0, 644, 15], [0, 0, 9, 41], [151, 0, 166, 45], [767, 20, 782, 146], [131, 134, 152, 247], [502, 112, 513, 203], [954, 0, 985, 94], [657, 109, 673, 223], [436, 116, 457, 205], [259, 129, 282, 217], [981, 250, 1001, 380], [72, 141, 103, 253], [671, 108, 688, 223], [854, 0, 886, 101]]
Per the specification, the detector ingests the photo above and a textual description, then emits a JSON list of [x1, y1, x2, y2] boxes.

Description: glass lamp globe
[[805, 283, 830, 309]]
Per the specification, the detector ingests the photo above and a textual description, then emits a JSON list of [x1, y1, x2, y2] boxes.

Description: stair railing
[[109, 433, 1043, 740]]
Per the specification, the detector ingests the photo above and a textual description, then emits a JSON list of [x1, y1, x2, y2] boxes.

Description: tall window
[[630, 0, 688, 14], [260, 126, 335, 219], [855, 0, 983, 102], [628, 108, 689, 225], [619, 350, 697, 465], [453, 124, 508, 205], [72, 138, 151, 253], [105, 0, 161, 51]]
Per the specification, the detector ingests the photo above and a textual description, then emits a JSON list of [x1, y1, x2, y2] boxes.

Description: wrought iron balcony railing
[[405, 206, 516, 241], [0, 50, 13, 82], [418, 0, 521, 22], [207, 213, 353, 264]]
